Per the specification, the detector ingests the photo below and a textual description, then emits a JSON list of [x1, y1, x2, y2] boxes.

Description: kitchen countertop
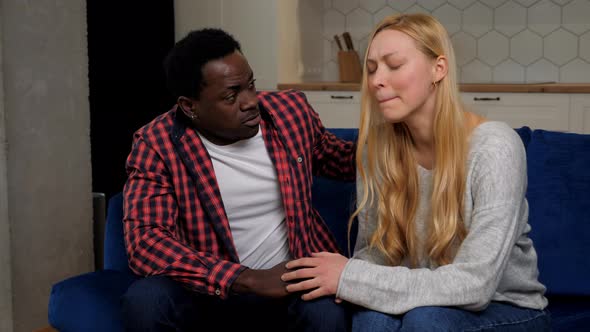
[[277, 82, 590, 93]]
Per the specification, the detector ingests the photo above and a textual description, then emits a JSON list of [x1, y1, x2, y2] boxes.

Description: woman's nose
[[369, 70, 385, 90]]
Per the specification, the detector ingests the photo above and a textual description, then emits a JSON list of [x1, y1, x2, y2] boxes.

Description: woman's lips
[[378, 96, 398, 103]]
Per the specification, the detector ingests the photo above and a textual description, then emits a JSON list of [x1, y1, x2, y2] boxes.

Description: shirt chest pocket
[[288, 152, 312, 202]]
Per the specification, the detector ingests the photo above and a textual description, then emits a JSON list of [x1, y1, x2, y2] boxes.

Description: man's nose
[[240, 90, 258, 111]]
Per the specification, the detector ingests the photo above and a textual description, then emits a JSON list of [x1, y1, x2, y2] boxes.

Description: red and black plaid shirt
[[123, 89, 355, 299]]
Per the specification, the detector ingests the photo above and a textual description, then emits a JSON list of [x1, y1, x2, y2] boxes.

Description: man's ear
[[433, 55, 448, 83], [177, 96, 197, 120]]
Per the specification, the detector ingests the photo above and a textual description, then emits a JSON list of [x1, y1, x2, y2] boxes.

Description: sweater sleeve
[[336, 126, 529, 314]]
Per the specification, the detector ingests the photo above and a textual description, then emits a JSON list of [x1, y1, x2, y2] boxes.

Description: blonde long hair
[[351, 13, 467, 267]]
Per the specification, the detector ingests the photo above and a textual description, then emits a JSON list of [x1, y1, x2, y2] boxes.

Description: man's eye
[[248, 79, 256, 89], [225, 94, 236, 102]]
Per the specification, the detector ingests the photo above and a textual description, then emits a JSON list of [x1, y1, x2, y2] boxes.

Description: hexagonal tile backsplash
[[319, 0, 590, 82]]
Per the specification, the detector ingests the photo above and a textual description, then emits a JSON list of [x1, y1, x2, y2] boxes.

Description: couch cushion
[[526, 129, 590, 295], [514, 126, 532, 149], [48, 269, 139, 332]]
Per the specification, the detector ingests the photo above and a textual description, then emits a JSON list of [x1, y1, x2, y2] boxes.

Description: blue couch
[[49, 127, 590, 331]]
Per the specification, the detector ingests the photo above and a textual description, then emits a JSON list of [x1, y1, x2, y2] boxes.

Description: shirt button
[[215, 289, 221, 296], [297, 156, 303, 163]]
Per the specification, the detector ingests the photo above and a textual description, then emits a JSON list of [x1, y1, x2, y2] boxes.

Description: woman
[[282, 13, 550, 331]]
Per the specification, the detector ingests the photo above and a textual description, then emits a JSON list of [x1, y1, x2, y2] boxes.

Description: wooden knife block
[[338, 50, 362, 83]]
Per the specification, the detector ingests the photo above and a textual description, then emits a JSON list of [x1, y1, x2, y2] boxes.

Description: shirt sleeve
[[337, 128, 529, 314], [123, 134, 245, 299]]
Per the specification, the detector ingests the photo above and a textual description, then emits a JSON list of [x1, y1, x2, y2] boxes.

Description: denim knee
[[400, 305, 552, 332], [401, 306, 451, 331], [121, 276, 192, 331], [352, 309, 401, 332], [289, 296, 350, 332]]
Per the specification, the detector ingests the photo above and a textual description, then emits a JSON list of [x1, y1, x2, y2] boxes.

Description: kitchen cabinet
[[303, 90, 590, 133], [461, 93, 571, 132], [570, 95, 590, 134], [303, 91, 361, 128]]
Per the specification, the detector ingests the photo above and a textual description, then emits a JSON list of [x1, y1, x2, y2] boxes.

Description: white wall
[[174, 0, 590, 86], [0, 0, 93, 331], [174, 0, 280, 90]]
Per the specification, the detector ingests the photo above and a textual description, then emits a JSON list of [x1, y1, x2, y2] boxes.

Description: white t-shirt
[[198, 128, 291, 269]]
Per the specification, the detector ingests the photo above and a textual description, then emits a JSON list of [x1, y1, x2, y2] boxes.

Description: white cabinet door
[[569, 95, 590, 134], [303, 91, 361, 128], [461, 93, 571, 132]]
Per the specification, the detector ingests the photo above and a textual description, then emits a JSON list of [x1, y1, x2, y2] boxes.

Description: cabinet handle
[[473, 97, 500, 101], [330, 95, 354, 99]]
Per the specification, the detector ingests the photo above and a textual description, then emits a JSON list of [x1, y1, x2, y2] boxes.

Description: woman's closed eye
[[387, 63, 402, 70], [366, 61, 377, 74]]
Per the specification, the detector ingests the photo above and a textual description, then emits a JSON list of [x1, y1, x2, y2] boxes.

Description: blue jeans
[[352, 302, 551, 332], [121, 275, 350, 332]]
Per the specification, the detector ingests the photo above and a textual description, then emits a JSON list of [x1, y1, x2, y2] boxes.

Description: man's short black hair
[[164, 28, 242, 100]]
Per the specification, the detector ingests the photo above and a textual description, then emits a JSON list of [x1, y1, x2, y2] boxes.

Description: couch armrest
[[49, 269, 138, 332]]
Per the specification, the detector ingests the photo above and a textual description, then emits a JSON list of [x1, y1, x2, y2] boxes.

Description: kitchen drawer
[[461, 93, 571, 132], [302, 91, 361, 128], [570, 95, 590, 134]]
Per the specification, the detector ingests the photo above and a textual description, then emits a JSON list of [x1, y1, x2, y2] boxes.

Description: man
[[121, 28, 355, 331]]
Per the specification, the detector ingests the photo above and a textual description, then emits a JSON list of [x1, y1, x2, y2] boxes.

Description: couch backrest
[[525, 129, 590, 296], [103, 192, 132, 273], [312, 128, 359, 256], [104, 127, 590, 296]]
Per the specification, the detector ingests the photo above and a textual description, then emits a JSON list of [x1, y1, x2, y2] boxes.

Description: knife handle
[[342, 32, 354, 51], [334, 35, 344, 51]]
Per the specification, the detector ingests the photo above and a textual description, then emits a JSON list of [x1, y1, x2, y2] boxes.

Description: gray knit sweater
[[337, 121, 548, 314]]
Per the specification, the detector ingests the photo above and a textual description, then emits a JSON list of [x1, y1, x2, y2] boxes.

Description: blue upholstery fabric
[[312, 128, 359, 256], [48, 269, 138, 332], [312, 174, 357, 256], [514, 126, 532, 149], [104, 192, 132, 273], [526, 129, 590, 296]]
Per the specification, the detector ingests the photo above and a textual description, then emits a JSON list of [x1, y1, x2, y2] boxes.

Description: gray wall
[[0, 7, 14, 331], [0, 0, 93, 331]]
